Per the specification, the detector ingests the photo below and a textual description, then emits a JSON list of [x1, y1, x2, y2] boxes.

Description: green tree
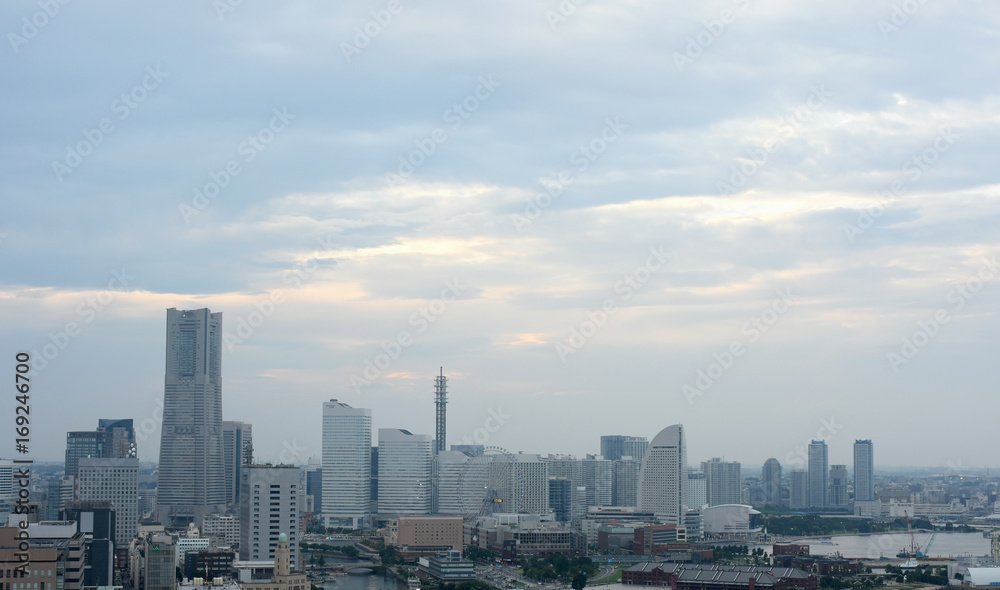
[[571, 571, 587, 590]]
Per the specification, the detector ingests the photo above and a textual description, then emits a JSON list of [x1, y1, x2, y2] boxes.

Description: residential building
[[702, 458, 741, 507], [853, 440, 874, 503], [807, 441, 828, 508], [613, 458, 640, 507], [789, 470, 808, 509], [762, 458, 782, 506], [601, 436, 649, 462], [829, 465, 848, 507]]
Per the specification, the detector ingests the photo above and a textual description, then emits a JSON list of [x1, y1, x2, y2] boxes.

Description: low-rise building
[[622, 563, 816, 590], [390, 516, 463, 560], [418, 550, 476, 581]]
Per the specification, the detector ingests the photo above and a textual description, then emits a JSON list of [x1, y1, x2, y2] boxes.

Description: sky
[[1, 0, 998, 471]]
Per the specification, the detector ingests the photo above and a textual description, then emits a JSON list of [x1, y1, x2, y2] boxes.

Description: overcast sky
[[2, 1, 998, 471]]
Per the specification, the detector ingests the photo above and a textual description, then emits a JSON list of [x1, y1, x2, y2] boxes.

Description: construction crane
[[897, 510, 918, 558], [916, 527, 937, 559]]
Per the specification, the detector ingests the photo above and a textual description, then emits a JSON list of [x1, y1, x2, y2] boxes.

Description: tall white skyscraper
[[239, 465, 300, 570], [501, 454, 549, 514], [853, 440, 874, 502], [377, 428, 432, 516], [762, 458, 782, 506], [702, 458, 742, 506], [77, 457, 139, 544], [808, 440, 828, 508], [157, 308, 226, 527], [637, 424, 687, 524], [321, 400, 371, 528]]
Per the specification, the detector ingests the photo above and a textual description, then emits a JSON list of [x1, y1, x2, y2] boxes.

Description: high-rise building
[[579, 455, 613, 508], [65, 431, 112, 478], [637, 424, 687, 524], [600, 435, 649, 462], [222, 421, 253, 508], [548, 477, 572, 521], [97, 419, 136, 459], [762, 458, 782, 506], [157, 308, 226, 527], [321, 400, 371, 528], [304, 467, 323, 517], [613, 458, 640, 507], [829, 465, 849, 507], [789, 469, 808, 509], [76, 457, 139, 545], [502, 454, 549, 514], [60, 501, 116, 587], [702, 458, 741, 506], [853, 440, 874, 502], [807, 441, 828, 508], [239, 465, 300, 569], [685, 472, 707, 510], [377, 428, 432, 516], [434, 450, 469, 515]]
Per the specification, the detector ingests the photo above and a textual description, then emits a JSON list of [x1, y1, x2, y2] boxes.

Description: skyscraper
[[97, 419, 136, 459], [613, 458, 640, 507], [377, 428, 432, 516], [322, 400, 371, 528], [600, 435, 649, 462], [65, 430, 112, 478], [637, 424, 687, 524], [807, 440, 828, 508], [222, 421, 253, 508], [579, 455, 613, 508], [702, 458, 741, 506], [853, 440, 874, 502], [762, 458, 782, 506], [829, 465, 849, 507], [685, 472, 707, 510], [157, 307, 226, 527], [789, 469, 808, 509]]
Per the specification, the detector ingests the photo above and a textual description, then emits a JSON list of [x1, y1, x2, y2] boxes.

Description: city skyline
[[3, 2, 999, 471]]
